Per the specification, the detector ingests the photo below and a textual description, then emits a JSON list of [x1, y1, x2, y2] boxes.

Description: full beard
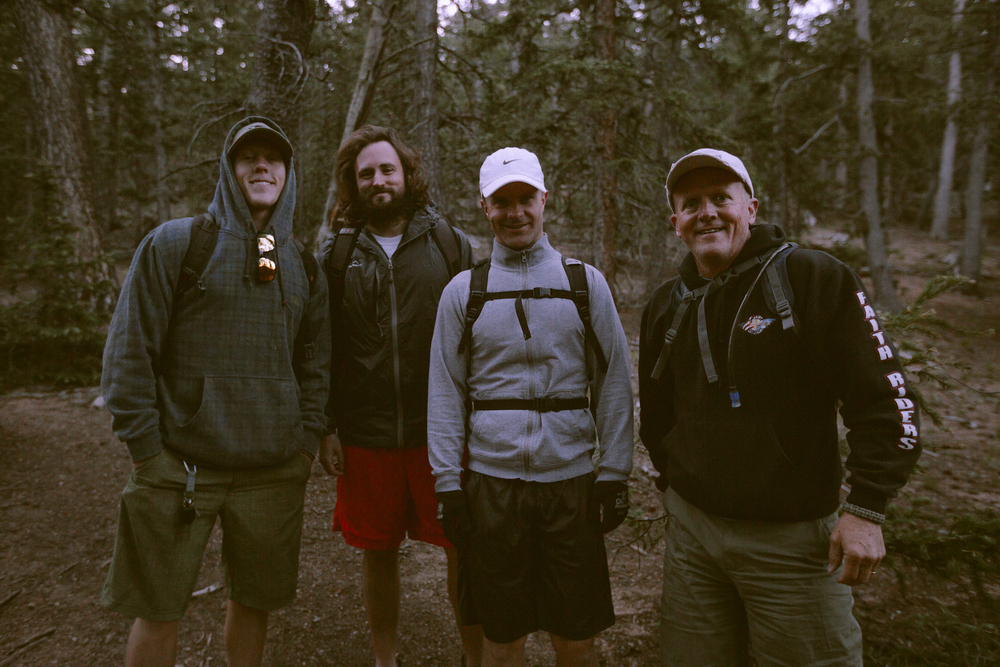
[[356, 188, 415, 226]]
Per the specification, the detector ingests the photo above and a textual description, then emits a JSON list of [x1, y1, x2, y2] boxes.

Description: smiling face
[[670, 167, 758, 279], [355, 140, 406, 212], [481, 181, 547, 251], [233, 138, 287, 229]]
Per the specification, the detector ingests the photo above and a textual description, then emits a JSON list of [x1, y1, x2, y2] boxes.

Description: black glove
[[593, 481, 630, 534], [436, 490, 471, 550]]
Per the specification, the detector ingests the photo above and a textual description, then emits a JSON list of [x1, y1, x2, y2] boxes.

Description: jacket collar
[[678, 223, 787, 287], [490, 233, 559, 268]]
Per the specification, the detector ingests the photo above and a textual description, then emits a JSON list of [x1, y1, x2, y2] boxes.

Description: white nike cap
[[665, 148, 754, 212], [479, 147, 547, 198]]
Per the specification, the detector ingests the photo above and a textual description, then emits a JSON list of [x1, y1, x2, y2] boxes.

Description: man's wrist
[[841, 503, 885, 525]]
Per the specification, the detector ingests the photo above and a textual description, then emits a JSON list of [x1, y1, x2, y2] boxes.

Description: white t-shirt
[[372, 232, 403, 258]]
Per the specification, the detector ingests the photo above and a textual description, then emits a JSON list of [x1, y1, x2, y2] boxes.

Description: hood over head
[[209, 116, 296, 244]]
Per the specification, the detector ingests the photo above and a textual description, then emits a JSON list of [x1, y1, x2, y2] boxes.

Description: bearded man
[[318, 125, 481, 667]]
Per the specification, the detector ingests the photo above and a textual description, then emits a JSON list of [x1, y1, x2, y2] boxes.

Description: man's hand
[[593, 481, 630, 534], [828, 511, 885, 586], [436, 490, 471, 550], [319, 433, 346, 477]]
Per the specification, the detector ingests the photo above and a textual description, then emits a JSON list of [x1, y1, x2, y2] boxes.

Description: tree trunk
[[855, 0, 903, 313], [415, 0, 442, 207], [318, 0, 395, 241], [246, 0, 317, 148], [593, 0, 618, 301], [961, 15, 1000, 283], [13, 0, 114, 294], [930, 0, 967, 240], [142, 0, 170, 227]]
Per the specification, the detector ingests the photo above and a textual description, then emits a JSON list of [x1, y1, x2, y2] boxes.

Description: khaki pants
[[660, 489, 862, 667]]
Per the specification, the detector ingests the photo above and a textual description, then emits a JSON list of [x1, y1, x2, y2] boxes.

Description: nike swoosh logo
[[502, 159, 521, 165]]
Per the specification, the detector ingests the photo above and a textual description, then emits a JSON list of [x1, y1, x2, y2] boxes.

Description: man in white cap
[[638, 148, 921, 665], [426, 147, 634, 666]]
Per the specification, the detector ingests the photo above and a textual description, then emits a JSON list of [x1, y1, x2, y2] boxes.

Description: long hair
[[334, 125, 431, 225]]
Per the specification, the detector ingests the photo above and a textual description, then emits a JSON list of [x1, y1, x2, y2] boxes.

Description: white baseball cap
[[479, 147, 546, 198], [665, 148, 754, 211]]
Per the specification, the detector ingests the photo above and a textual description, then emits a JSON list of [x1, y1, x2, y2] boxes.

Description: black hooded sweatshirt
[[639, 224, 920, 521]]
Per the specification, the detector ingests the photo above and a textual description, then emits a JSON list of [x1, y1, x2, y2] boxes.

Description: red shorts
[[332, 445, 451, 551]]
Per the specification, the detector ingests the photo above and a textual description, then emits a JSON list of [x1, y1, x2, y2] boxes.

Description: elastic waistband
[[469, 397, 589, 412]]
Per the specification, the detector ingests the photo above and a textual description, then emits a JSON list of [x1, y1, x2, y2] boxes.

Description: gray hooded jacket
[[101, 117, 330, 467]]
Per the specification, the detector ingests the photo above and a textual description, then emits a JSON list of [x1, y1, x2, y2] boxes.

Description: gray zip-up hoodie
[[101, 117, 330, 467], [428, 235, 633, 493]]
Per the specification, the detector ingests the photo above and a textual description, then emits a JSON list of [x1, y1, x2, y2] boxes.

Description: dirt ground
[[1, 225, 998, 666]]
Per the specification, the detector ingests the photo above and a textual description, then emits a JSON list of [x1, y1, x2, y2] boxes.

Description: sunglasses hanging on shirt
[[257, 233, 276, 283]]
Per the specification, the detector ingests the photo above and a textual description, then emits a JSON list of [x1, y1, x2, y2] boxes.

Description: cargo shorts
[[100, 447, 312, 621]]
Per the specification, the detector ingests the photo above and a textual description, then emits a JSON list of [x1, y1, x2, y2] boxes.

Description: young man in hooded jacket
[[101, 117, 330, 667]]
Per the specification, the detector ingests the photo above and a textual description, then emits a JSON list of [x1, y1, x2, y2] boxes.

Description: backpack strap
[[650, 280, 701, 380], [762, 244, 799, 334], [176, 214, 218, 296], [563, 258, 608, 374], [322, 226, 362, 322], [458, 258, 491, 354], [430, 220, 463, 278]]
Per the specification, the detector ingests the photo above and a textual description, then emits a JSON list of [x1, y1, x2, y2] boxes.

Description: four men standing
[[102, 116, 919, 666]]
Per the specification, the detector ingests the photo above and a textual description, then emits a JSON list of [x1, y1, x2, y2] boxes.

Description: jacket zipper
[[520, 250, 533, 475], [387, 258, 405, 448]]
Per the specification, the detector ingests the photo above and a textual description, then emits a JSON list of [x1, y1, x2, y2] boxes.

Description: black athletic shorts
[[459, 471, 616, 644]]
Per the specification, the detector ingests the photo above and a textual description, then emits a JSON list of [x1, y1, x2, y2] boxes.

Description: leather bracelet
[[841, 503, 885, 525]]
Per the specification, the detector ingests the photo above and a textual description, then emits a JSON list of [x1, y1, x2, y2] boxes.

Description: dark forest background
[[1, 0, 997, 381]]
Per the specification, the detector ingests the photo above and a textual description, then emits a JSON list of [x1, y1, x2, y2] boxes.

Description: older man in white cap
[[427, 147, 634, 666], [638, 148, 921, 666]]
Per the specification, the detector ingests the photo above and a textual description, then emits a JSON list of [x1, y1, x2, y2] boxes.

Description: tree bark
[[930, 0, 967, 240], [415, 0, 442, 207], [318, 0, 396, 240], [142, 0, 170, 227], [593, 0, 618, 301], [855, 0, 903, 313], [246, 0, 317, 149], [13, 0, 114, 294], [961, 14, 1000, 283]]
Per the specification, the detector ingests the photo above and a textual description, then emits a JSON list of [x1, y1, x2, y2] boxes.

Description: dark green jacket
[[101, 117, 330, 466]]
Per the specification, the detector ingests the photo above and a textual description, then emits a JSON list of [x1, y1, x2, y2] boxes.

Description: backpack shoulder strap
[[458, 258, 491, 354], [562, 257, 608, 374], [761, 243, 799, 334], [322, 226, 362, 313], [430, 220, 463, 278], [290, 237, 321, 360], [177, 213, 218, 296], [649, 278, 699, 380]]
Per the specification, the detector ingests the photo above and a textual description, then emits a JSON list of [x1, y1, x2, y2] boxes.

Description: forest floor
[[1, 223, 998, 667]]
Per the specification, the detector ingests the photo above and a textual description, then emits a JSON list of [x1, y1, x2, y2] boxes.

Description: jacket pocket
[[175, 376, 302, 465], [665, 413, 808, 520]]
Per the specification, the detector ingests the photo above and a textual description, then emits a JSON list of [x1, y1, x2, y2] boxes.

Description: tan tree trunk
[[415, 0, 442, 207], [855, 0, 903, 313], [13, 0, 114, 294], [930, 0, 967, 240], [317, 0, 396, 243], [961, 15, 1000, 283]]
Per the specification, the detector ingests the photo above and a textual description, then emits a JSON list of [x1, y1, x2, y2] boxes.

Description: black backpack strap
[[430, 220, 463, 278], [563, 257, 608, 374], [650, 280, 702, 381], [321, 226, 362, 320], [458, 258, 491, 354], [177, 214, 218, 296], [761, 243, 799, 334]]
